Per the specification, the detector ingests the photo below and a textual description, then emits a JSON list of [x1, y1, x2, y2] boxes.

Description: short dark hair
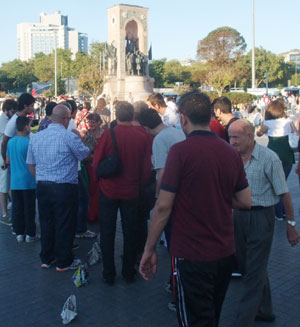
[[148, 93, 166, 107], [178, 91, 211, 125], [115, 101, 134, 122], [212, 96, 232, 114], [66, 99, 77, 114], [16, 116, 30, 132], [137, 109, 162, 129], [17, 93, 35, 111], [45, 101, 57, 116], [2, 99, 17, 113], [87, 113, 102, 124]]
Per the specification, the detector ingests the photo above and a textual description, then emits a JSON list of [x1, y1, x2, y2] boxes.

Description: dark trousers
[[174, 255, 234, 327], [234, 207, 275, 327], [99, 192, 138, 280], [77, 171, 89, 233], [11, 189, 36, 236], [275, 163, 292, 218], [37, 182, 78, 268]]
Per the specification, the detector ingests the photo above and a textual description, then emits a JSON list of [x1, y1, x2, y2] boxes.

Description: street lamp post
[[252, 0, 256, 89], [54, 30, 57, 98]]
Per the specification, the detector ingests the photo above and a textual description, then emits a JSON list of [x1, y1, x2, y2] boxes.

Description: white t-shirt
[[0, 112, 9, 143], [263, 118, 292, 137], [4, 113, 18, 138]]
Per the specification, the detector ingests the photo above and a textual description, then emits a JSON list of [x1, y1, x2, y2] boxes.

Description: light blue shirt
[[7, 136, 36, 190], [26, 123, 90, 184]]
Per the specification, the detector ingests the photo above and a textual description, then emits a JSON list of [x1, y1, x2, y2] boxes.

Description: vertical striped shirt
[[245, 143, 288, 206]]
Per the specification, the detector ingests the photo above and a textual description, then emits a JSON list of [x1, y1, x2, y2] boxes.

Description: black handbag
[[97, 127, 122, 178]]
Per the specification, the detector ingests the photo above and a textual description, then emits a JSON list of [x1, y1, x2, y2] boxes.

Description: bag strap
[[110, 127, 120, 155]]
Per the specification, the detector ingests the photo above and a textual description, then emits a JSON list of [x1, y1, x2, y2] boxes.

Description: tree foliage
[[0, 59, 37, 92], [197, 26, 246, 67], [149, 59, 167, 88]]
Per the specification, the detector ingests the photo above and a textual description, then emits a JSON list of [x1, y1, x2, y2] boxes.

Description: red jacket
[[93, 125, 152, 199]]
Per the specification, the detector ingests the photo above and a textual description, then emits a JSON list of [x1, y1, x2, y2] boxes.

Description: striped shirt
[[245, 143, 288, 206], [26, 123, 90, 184]]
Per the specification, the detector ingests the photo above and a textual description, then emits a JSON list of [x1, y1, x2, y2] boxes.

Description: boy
[[6, 116, 37, 242]]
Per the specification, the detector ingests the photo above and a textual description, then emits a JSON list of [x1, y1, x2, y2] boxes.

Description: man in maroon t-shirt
[[93, 101, 150, 285], [139, 91, 251, 327]]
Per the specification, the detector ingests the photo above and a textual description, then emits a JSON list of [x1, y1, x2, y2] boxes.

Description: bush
[[203, 91, 256, 105]]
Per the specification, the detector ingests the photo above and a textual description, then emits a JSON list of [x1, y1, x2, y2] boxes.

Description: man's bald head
[[50, 104, 71, 128], [228, 119, 255, 155], [229, 119, 255, 136]]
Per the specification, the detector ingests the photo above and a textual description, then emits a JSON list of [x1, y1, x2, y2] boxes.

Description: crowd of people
[[0, 90, 300, 326]]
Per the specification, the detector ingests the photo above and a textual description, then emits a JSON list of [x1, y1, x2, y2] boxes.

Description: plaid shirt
[[245, 143, 288, 206], [38, 116, 52, 132], [26, 123, 90, 184]]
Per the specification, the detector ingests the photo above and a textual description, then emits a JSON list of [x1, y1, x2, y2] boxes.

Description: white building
[[17, 12, 88, 61], [279, 49, 300, 70]]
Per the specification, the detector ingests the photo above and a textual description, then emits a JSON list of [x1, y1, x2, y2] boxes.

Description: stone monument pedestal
[[103, 75, 154, 102], [102, 4, 154, 104]]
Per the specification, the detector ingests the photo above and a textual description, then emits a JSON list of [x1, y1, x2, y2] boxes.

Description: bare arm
[[1, 135, 10, 169], [281, 192, 300, 246], [232, 186, 252, 209], [27, 164, 36, 177], [256, 124, 268, 137], [139, 190, 176, 281], [155, 168, 164, 197]]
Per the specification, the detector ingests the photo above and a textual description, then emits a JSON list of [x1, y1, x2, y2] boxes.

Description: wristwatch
[[287, 220, 297, 227]]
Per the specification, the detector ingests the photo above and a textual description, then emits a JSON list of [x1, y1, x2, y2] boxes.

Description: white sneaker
[[56, 258, 82, 272], [25, 235, 40, 243], [16, 235, 24, 243]]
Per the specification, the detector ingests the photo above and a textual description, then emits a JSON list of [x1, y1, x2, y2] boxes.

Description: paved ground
[[1, 157, 300, 326]]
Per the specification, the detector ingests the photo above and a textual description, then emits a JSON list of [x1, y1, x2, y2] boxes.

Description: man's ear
[[180, 113, 188, 127]]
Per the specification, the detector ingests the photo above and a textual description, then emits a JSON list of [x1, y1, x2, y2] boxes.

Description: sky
[[0, 0, 299, 65]]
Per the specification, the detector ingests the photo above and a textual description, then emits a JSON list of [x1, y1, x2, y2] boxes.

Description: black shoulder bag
[[97, 127, 122, 179]]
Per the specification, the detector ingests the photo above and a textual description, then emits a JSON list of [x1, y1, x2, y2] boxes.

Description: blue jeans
[[275, 163, 292, 218]]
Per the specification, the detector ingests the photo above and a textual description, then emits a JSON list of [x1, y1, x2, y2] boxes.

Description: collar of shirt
[[47, 122, 66, 131], [187, 130, 217, 138]]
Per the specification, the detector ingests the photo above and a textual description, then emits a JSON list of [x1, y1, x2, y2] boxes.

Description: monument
[[102, 4, 154, 102]]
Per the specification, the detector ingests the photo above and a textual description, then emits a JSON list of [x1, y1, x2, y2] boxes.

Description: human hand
[[139, 249, 158, 281], [295, 165, 300, 175], [1, 163, 8, 170], [287, 225, 300, 246]]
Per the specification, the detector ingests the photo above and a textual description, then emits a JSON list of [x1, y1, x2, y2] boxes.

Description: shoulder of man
[[254, 142, 281, 162]]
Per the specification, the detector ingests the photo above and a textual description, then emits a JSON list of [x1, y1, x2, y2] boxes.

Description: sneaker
[[16, 235, 24, 243], [41, 259, 56, 269], [75, 230, 97, 239], [0, 215, 12, 226], [165, 281, 173, 294], [11, 227, 16, 235], [168, 301, 177, 312], [275, 216, 283, 221], [56, 259, 81, 272], [231, 272, 242, 278], [25, 235, 40, 243]]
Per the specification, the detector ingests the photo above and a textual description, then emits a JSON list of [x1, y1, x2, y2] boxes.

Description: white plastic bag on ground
[[87, 234, 102, 265], [61, 295, 77, 325]]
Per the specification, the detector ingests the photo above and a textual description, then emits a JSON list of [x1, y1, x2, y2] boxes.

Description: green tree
[[163, 60, 192, 87], [0, 59, 37, 92], [71, 51, 91, 78], [77, 63, 106, 105], [34, 53, 53, 82], [197, 27, 246, 95], [50, 76, 66, 96], [244, 48, 292, 87], [149, 58, 167, 87], [56, 49, 73, 79]]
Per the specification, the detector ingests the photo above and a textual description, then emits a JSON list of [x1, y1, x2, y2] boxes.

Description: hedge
[[203, 92, 257, 105]]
